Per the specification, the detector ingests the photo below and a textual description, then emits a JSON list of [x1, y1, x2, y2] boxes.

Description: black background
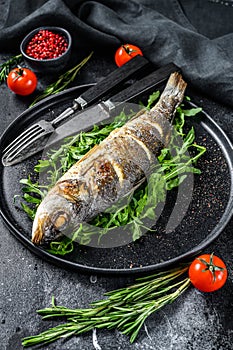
[[0, 1, 233, 349]]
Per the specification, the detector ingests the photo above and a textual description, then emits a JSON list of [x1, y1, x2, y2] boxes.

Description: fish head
[[32, 193, 73, 245]]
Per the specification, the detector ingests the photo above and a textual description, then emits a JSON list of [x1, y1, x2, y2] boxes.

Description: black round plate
[[0, 85, 233, 275]]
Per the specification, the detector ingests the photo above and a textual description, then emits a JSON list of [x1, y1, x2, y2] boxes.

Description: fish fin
[[123, 177, 146, 200], [77, 144, 100, 164], [129, 107, 147, 122], [131, 177, 146, 192], [32, 217, 45, 244]]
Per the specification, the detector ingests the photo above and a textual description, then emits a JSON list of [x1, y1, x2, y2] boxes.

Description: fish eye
[[51, 211, 69, 231]]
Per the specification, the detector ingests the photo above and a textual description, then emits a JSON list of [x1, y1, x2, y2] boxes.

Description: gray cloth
[[1, 0, 233, 107]]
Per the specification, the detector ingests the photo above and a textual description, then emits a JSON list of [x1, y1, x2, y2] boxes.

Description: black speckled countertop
[[0, 52, 232, 350], [1, 10, 233, 350]]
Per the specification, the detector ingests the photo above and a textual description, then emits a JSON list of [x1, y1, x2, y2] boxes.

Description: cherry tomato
[[7, 67, 37, 96], [189, 253, 227, 292], [115, 44, 143, 67]]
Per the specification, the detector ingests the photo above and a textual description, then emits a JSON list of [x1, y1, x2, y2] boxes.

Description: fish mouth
[[32, 211, 69, 246]]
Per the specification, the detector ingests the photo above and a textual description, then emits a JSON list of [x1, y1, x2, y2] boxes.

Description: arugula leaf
[[146, 91, 160, 109], [47, 237, 74, 256], [182, 107, 202, 116]]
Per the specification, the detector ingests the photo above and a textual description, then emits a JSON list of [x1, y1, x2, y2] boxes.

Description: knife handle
[[102, 63, 180, 111], [74, 55, 150, 108]]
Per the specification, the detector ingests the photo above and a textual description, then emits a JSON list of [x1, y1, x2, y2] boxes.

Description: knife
[[2, 63, 179, 166]]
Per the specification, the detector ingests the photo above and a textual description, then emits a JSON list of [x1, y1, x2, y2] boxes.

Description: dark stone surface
[[0, 6, 233, 350]]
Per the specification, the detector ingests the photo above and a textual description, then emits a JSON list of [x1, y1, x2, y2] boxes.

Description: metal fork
[[2, 106, 76, 165]]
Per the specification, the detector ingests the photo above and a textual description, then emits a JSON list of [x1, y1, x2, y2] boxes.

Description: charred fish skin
[[32, 72, 187, 245]]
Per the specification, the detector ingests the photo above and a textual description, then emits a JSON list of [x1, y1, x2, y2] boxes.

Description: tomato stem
[[197, 252, 226, 282], [122, 45, 138, 56], [12, 66, 24, 82]]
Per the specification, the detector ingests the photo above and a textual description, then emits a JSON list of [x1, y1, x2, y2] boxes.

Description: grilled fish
[[32, 72, 187, 245]]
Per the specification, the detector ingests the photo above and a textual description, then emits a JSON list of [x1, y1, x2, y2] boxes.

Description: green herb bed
[[18, 92, 205, 256]]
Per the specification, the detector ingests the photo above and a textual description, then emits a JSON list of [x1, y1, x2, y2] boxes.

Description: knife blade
[[3, 63, 179, 166]]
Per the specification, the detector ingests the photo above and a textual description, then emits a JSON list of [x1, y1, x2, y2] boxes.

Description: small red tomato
[[115, 44, 143, 67], [189, 253, 227, 292], [7, 67, 37, 96]]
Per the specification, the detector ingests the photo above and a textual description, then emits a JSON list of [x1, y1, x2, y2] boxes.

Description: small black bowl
[[20, 26, 72, 73]]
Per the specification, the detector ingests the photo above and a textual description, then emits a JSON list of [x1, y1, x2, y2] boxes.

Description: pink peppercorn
[[25, 29, 68, 60]]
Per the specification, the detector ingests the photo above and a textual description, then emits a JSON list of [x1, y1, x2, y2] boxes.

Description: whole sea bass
[[32, 72, 187, 245]]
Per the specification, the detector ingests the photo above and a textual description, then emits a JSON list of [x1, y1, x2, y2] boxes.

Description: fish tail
[[153, 72, 187, 118]]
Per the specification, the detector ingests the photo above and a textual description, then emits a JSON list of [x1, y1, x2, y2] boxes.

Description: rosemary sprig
[[30, 51, 93, 106], [22, 265, 191, 347], [0, 54, 23, 83]]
